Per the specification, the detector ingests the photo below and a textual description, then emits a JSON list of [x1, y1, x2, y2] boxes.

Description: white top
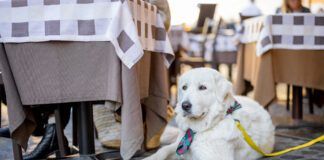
[[240, 3, 262, 16]]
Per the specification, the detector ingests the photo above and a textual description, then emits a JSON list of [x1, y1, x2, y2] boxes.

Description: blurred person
[[276, 0, 310, 13], [23, 106, 71, 160], [0, 105, 71, 159], [240, 0, 262, 16]]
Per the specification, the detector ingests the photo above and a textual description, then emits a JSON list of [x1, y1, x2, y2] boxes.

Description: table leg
[[72, 106, 78, 147], [0, 85, 2, 127], [12, 140, 22, 160], [292, 86, 303, 119], [286, 84, 290, 111], [307, 88, 314, 114], [94, 127, 98, 139], [77, 102, 95, 155], [0, 101, 1, 127], [54, 106, 69, 157], [228, 64, 232, 81]]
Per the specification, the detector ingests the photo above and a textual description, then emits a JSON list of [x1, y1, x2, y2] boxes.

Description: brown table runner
[[235, 42, 324, 106], [0, 42, 169, 159]]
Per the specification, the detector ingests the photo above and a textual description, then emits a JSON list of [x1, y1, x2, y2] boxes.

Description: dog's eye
[[198, 85, 207, 90], [182, 85, 188, 90]]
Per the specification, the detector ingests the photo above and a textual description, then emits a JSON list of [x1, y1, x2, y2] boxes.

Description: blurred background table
[[235, 14, 324, 120]]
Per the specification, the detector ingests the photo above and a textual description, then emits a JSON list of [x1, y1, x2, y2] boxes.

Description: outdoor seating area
[[0, 0, 323, 160]]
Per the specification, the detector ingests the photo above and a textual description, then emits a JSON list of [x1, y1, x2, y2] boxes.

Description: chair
[[176, 17, 222, 75], [190, 4, 217, 34], [239, 13, 257, 22], [212, 24, 238, 80], [212, 51, 237, 80]]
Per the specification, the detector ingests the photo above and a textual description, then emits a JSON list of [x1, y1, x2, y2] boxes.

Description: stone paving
[[1, 99, 324, 160], [261, 135, 324, 160]]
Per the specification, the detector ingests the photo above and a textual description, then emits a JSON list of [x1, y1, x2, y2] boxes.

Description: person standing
[[276, 0, 311, 13]]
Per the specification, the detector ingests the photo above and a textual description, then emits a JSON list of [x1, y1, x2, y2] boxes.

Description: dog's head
[[175, 68, 234, 132]]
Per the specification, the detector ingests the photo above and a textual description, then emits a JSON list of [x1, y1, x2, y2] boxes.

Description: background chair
[[239, 13, 257, 21], [211, 22, 238, 80], [176, 17, 222, 75], [190, 4, 217, 34]]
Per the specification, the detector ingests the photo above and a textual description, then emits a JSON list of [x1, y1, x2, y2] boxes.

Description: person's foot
[[0, 127, 10, 138], [23, 124, 69, 160]]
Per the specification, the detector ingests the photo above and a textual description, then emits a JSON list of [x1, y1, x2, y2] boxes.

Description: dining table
[[235, 14, 324, 119], [0, 0, 174, 159]]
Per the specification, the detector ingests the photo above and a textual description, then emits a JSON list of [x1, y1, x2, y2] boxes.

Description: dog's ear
[[215, 77, 234, 104]]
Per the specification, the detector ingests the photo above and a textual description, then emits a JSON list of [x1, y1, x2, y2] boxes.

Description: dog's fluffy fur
[[144, 68, 275, 160]]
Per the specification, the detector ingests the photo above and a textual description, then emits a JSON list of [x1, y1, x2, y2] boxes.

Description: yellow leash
[[235, 120, 324, 157]]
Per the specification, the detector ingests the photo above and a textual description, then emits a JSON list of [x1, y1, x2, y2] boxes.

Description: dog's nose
[[182, 101, 192, 112]]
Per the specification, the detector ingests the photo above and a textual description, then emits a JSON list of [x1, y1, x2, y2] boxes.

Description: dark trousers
[[32, 104, 71, 136]]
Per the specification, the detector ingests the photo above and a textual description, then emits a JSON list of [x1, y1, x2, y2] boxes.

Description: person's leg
[[24, 105, 71, 159], [32, 107, 50, 136], [60, 104, 71, 129], [0, 127, 10, 138]]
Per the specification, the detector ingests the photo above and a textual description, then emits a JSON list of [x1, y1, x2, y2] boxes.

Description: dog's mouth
[[184, 112, 207, 120]]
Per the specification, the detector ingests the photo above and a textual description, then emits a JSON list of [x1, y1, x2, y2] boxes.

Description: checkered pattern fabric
[[0, 0, 174, 68], [240, 14, 324, 56]]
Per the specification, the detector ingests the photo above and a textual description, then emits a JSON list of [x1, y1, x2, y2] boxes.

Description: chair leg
[[94, 126, 99, 139], [77, 102, 95, 155], [228, 64, 232, 81], [307, 88, 314, 114], [0, 101, 2, 127], [286, 84, 290, 111], [0, 89, 1, 128], [12, 140, 23, 160], [54, 106, 69, 157], [72, 106, 78, 147], [292, 86, 303, 120]]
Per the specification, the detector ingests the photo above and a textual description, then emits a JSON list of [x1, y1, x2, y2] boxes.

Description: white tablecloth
[[239, 14, 324, 56], [0, 0, 174, 68]]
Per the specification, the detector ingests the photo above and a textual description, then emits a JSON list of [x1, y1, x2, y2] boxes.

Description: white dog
[[145, 68, 275, 160]]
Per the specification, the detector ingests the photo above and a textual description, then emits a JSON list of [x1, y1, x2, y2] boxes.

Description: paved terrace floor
[[1, 97, 323, 159], [1, 63, 324, 160]]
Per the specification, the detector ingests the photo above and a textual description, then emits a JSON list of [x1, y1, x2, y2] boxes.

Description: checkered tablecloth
[[240, 14, 324, 56], [0, 0, 174, 68]]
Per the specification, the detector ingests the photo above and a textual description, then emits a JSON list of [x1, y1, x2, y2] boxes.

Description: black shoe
[[23, 124, 69, 160], [0, 127, 10, 138], [32, 112, 49, 137]]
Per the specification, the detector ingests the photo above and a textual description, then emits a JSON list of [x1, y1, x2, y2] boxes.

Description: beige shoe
[[93, 102, 121, 149], [94, 103, 175, 150]]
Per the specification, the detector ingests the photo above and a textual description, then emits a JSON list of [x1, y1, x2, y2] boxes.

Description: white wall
[[168, 0, 283, 25]]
